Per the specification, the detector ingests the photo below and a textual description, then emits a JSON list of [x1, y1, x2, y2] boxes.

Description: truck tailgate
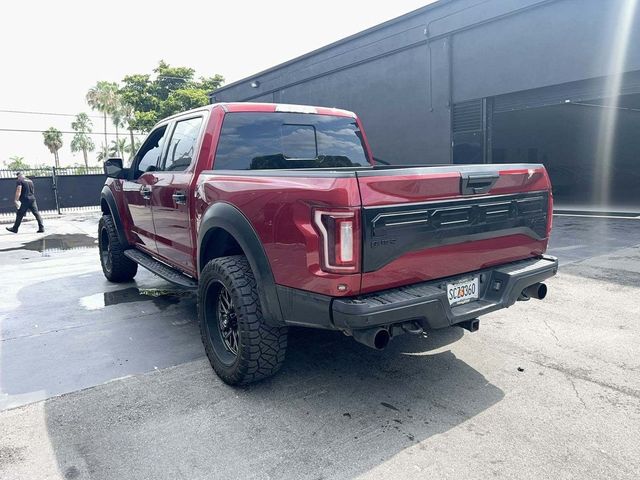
[[356, 164, 552, 293]]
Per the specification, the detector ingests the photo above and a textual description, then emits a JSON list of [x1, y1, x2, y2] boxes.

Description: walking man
[[6, 172, 44, 233]]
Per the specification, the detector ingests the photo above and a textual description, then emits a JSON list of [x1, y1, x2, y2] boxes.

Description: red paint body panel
[[357, 167, 550, 206], [196, 173, 362, 296], [151, 172, 194, 273]]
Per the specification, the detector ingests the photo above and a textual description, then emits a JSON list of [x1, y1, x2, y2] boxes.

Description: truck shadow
[[1, 265, 502, 479], [37, 293, 501, 480]]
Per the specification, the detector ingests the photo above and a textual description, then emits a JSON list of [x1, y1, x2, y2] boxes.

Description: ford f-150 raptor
[[99, 102, 558, 385]]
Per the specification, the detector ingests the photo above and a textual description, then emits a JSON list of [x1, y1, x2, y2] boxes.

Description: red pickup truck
[[100, 102, 557, 385]]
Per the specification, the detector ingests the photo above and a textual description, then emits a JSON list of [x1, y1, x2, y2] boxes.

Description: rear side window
[[162, 117, 203, 172], [213, 112, 369, 170]]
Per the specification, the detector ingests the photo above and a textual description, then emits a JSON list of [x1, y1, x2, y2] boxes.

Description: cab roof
[[218, 102, 357, 118], [157, 102, 357, 127]]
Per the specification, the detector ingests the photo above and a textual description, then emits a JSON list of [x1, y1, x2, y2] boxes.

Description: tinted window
[[213, 113, 370, 170], [281, 124, 317, 159], [135, 126, 167, 178], [163, 117, 203, 172]]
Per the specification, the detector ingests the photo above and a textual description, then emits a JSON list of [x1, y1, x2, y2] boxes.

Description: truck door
[[122, 124, 168, 254], [150, 116, 204, 274]]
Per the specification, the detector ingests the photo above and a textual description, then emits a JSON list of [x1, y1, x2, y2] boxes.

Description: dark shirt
[[17, 177, 35, 202]]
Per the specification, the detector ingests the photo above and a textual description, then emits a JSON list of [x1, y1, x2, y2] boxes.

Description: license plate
[[447, 276, 479, 306]]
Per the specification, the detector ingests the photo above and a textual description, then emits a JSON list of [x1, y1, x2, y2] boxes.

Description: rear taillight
[[313, 209, 360, 273], [542, 167, 553, 237], [547, 190, 554, 236]]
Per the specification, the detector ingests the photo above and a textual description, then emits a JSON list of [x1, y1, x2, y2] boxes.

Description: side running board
[[124, 249, 197, 289]]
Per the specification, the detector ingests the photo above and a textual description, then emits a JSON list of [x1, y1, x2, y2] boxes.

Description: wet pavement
[[0, 216, 201, 412], [0, 233, 97, 254], [549, 214, 640, 265], [0, 212, 639, 479]]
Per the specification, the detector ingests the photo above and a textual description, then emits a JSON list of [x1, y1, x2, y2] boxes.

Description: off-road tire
[[198, 255, 288, 385], [98, 214, 138, 282]]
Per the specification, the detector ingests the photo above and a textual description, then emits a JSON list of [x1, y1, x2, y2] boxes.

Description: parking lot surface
[[1, 212, 639, 479]]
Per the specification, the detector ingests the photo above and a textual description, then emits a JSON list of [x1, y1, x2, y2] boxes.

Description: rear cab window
[[213, 112, 370, 170]]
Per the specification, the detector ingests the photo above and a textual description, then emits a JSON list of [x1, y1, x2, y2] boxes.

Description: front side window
[[135, 125, 168, 178], [162, 117, 203, 172], [213, 112, 370, 170]]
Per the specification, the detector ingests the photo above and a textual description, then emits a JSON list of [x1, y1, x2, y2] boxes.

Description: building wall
[[212, 0, 640, 165], [451, 0, 640, 102]]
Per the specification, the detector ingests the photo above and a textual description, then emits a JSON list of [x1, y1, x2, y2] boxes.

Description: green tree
[[3, 155, 30, 171], [96, 145, 109, 163], [86, 81, 118, 151], [109, 138, 128, 158], [119, 60, 223, 132], [110, 103, 126, 158], [70, 113, 96, 169], [124, 137, 141, 159], [159, 88, 210, 118], [152, 60, 195, 100], [110, 94, 137, 159], [120, 102, 139, 157], [43, 127, 63, 168]]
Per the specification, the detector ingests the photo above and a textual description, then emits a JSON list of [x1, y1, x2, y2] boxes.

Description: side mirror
[[104, 157, 128, 179]]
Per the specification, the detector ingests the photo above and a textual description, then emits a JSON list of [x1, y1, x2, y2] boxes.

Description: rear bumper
[[331, 255, 558, 331]]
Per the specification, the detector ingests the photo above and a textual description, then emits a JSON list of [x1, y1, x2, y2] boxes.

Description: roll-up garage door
[[494, 70, 640, 113]]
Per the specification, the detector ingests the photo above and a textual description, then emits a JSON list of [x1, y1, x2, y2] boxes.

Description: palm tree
[[109, 138, 128, 158], [124, 138, 142, 159], [111, 105, 125, 158], [4, 156, 29, 171], [120, 102, 138, 159], [86, 81, 118, 152], [70, 113, 95, 169], [96, 145, 109, 163], [42, 127, 63, 168]]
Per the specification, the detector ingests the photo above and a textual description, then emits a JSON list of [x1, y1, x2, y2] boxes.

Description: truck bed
[[197, 163, 552, 296]]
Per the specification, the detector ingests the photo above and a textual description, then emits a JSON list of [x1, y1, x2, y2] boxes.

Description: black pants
[[12, 197, 44, 231]]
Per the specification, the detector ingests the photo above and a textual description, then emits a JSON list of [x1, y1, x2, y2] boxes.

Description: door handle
[[140, 186, 152, 199], [172, 192, 187, 205], [460, 172, 499, 195]]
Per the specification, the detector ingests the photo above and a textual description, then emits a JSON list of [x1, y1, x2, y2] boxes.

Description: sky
[[0, 0, 436, 168]]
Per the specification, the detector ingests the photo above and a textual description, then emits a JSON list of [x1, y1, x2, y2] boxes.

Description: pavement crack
[[531, 359, 640, 400], [490, 346, 640, 400], [542, 318, 560, 344], [567, 375, 587, 409]]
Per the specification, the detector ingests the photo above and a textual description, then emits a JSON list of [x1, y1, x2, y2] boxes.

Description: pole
[[52, 166, 61, 215]]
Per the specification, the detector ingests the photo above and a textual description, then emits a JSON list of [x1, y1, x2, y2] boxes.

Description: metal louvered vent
[[453, 100, 483, 133]]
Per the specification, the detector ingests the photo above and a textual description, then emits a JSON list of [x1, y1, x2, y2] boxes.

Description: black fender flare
[[198, 202, 284, 326], [100, 186, 129, 247]]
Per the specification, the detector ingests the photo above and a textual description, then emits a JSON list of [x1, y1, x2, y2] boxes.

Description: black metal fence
[[0, 167, 106, 215]]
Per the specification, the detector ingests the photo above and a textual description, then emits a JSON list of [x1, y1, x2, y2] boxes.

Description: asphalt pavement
[[0, 212, 639, 479]]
